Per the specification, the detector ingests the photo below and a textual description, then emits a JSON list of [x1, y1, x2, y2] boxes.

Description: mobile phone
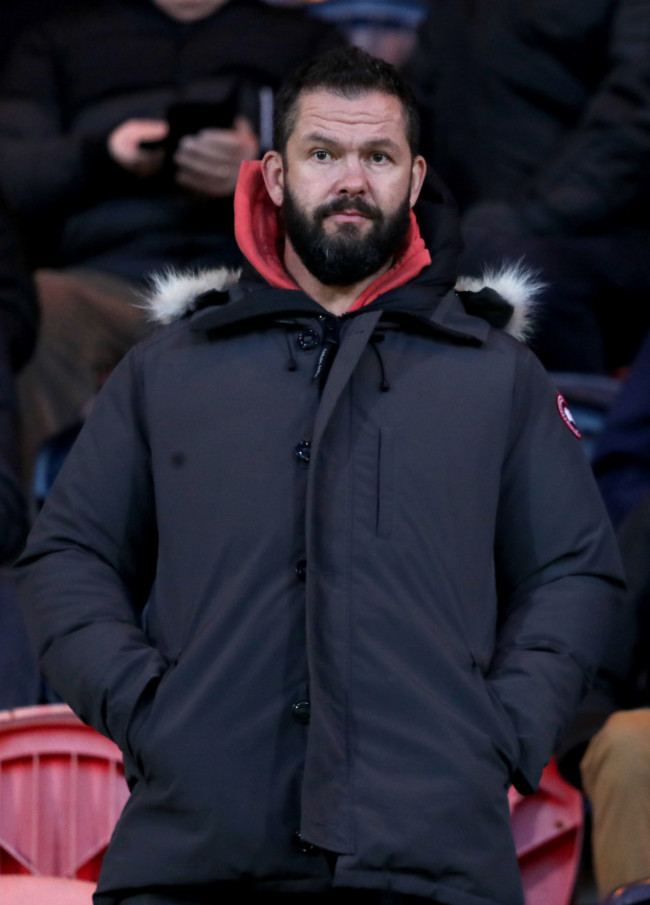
[[137, 94, 239, 159], [165, 97, 238, 150], [139, 137, 167, 152]]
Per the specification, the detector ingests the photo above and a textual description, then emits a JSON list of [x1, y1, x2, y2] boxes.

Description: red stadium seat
[[0, 704, 129, 880], [509, 756, 584, 905], [0, 874, 96, 903]]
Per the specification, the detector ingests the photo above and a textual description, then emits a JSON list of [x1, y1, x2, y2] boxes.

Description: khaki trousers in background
[[581, 708, 650, 897], [17, 268, 152, 491]]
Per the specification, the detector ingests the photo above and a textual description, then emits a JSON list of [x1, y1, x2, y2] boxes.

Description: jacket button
[[295, 559, 307, 582], [294, 440, 311, 464], [291, 700, 311, 724], [297, 329, 319, 351], [292, 831, 320, 855]]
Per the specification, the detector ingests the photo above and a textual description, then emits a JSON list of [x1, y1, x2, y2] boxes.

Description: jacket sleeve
[[521, 0, 650, 233], [490, 344, 625, 794], [0, 25, 130, 217], [555, 489, 650, 787], [14, 343, 167, 751]]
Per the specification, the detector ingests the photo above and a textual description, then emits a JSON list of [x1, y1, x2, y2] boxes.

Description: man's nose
[[336, 157, 367, 194]]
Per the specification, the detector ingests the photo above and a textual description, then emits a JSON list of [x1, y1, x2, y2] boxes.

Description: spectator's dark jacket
[[16, 162, 624, 905], [406, 0, 650, 234], [0, 196, 38, 371], [0, 196, 37, 562], [0, 0, 343, 276], [0, 348, 28, 563], [592, 328, 650, 528]]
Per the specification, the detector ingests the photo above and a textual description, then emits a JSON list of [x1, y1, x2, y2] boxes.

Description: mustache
[[314, 196, 382, 222]]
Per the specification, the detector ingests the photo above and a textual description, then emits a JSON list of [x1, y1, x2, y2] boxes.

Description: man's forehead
[[292, 88, 407, 135]]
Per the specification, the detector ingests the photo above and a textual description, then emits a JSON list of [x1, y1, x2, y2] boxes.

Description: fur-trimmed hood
[[142, 160, 542, 341], [142, 261, 541, 342]]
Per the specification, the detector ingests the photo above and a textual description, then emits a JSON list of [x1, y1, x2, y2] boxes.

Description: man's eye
[[370, 153, 388, 164], [313, 150, 330, 161]]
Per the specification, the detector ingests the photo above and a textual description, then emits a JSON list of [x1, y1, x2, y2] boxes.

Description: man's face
[[262, 89, 426, 286], [151, 0, 228, 22]]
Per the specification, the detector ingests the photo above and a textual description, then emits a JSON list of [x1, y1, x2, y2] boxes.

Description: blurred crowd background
[[1, 2, 649, 900]]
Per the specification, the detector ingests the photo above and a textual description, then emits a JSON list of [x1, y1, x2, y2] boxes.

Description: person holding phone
[[0, 0, 344, 487], [109, 94, 260, 197]]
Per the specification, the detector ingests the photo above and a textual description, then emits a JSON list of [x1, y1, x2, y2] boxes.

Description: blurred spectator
[[0, 0, 67, 66], [0, 192, 40, 709], [406, 0, 650, 375], [592, 327, 650, 528], [0, 195, 38, 558], [0, 0, 344, 476], [295, 0, 428, 67]]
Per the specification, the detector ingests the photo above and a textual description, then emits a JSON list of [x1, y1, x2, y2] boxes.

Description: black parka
[[16, 171, 624, 905]]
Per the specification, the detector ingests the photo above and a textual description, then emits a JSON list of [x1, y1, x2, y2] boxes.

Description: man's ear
[[409, 156, 427, 208], [261, 150, 285, 207]]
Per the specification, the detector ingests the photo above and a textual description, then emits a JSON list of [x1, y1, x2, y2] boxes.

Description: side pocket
[[124, 672, 165, 780], [376, 427, 394, 539], [471, 656, 520, 775]]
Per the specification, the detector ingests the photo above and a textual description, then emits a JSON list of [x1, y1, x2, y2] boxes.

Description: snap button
[[294, 440, 311, 464], [295, 559, 307, 582], [291, 700, 311, 724], [297, 329, 319, 351], [292, 831, 320, 854]]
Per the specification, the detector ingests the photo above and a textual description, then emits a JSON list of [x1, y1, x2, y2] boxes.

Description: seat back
[[0, 874, 96, 904], [509, 756, 584, 905], [0, 704, 129, 880]]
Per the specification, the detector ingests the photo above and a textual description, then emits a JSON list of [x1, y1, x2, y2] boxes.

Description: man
[[16, 47, 624, 905], [0, 0, 343, 475]]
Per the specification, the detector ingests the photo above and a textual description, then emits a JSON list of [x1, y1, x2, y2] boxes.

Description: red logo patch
[[557, 394, 582, 439]]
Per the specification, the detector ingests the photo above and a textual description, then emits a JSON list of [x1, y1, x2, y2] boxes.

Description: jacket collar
[[187, 281, 487, 346]]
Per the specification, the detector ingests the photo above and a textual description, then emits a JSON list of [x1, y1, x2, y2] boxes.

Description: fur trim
[[140, 267, 241, 324], [143, 261, 543, 340], [455, 261, 544, 342]]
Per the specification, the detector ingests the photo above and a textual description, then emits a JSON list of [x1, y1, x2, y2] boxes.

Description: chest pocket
[[376, 427, 395, 539]]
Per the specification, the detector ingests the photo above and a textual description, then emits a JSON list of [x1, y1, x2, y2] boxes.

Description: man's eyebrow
[[359, 137, 401, 153], [302, 132, 341, 147], [301, 132, 402, 152]]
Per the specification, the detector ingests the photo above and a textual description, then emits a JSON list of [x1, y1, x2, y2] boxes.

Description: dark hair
[[273, 46, 420, 156]]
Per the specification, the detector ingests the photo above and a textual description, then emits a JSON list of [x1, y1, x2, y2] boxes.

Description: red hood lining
[[234, 160, 432, 311]]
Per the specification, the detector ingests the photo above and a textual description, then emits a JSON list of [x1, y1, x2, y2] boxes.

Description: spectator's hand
[[173, 116, 259, 197], [108, 119, 169, 178]]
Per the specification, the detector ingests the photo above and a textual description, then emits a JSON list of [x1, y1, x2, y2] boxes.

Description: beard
[[282, 185, 412, 286]]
